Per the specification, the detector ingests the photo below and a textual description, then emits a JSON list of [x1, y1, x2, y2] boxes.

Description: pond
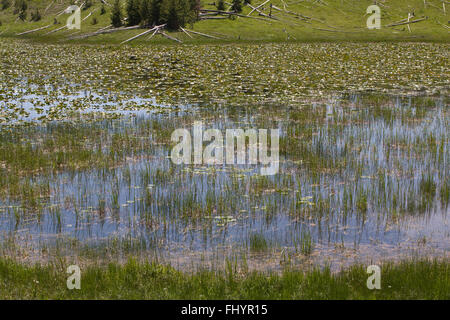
[[0, 88, 448, 271]]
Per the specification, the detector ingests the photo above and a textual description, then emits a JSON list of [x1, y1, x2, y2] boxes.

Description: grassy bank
[[0, 258, 448, 299], [0, 0, 449, 44]]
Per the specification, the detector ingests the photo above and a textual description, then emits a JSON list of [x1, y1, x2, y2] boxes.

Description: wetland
[[0, 39, 448, 299]]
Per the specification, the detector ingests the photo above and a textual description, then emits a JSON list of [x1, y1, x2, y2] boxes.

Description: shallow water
[[0, 91, 448, 271]]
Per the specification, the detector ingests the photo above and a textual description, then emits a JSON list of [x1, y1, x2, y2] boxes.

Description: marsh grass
[[0, 257, 447, 299], [0, 93, 447, 273], [248, 232, 269, 252]]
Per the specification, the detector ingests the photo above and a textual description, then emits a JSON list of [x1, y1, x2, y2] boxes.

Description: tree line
[[111, 0, 200, 30]]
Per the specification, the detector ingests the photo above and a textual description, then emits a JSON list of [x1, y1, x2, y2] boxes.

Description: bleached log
[[181, 28, 222, 39], [386, 17, 427, 27], [121, 24, 166, 44], [248, 0, 270, 16], [180, 27, 193, 38], [68, 25, 141, 40], [158, 31, 182, 43], [16, 24, 52, 36]]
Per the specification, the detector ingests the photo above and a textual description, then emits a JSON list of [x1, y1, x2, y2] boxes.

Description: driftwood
[[158, 31, 182, 43], [96, 24, 113, 32], [68, 25, 141, 40], [200, 9, 237, 14], [200, 16, 228, 20], [121, 24, 166, 44], [246, 3, 278, 19], [147, 29, 159, 39], [272, 4, 322, 22], [271, 5, 309, 20], [386, 16, 428, 27], [200, 12, 223, 16], [180, 27, 193, 38], [44, 1, 55, 15], [181, 28, 222, 39], [16, 24, 52, 36], [248, 0, 270, 16], [312, 27, 359, 33], [199, 9, 273, 22]]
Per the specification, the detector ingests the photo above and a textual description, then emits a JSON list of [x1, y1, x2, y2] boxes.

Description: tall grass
[[0, 258, 447, 299]]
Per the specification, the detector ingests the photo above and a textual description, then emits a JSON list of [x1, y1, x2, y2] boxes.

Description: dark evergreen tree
[[31, 8, 41, 21], [188, 0, 200, 23], [139, 0, 152, 26], [111, 0, 123, 27], [231, 0, 242, 13], [18, 0, 27, 21], [126, 0, 141, 25], [216, 0, 225, 11], [161, 0, 193, 30], [83, 0, 93, 10], [151, 0, 163, 25]]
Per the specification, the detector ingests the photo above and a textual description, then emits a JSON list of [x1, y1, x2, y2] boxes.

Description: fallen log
[[248, 0, 270, 16], [271, 5, 308, 20], [181, 28, 222, 39], [180, 27, 193, 38], [200, 16, 228, 20], [200, 9, 237, 14], [199, 12, 221, 16], [312, 27, 360, 33], [121, 24, 166, 44], [96, 24, 113, 32], [44, 1, 55, 15], [199, 9, 273, 21], [158, 31, 182, 43], [246, 3, 278, 19], [272, 4, 321, 22], [68, 25, 141, 40], [386, 16, 428, 27], [147, 28, 159, 40], [16, 24, 52, 36]]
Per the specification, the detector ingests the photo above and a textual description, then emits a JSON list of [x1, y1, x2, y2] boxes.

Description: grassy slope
[[0, 0, 448, 44], [0, 257, 448, 299]]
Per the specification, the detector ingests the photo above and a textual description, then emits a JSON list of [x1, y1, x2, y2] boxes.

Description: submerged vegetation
[[0, 89, 447, 272], [0, 40, 447, 121]]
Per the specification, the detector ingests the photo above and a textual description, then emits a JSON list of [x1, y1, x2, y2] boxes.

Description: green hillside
[[0, 0, 448, 43]]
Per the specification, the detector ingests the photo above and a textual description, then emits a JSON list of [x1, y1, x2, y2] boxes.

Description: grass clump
[[248, 232, 268, 252], [420, 175, 437, 199], [298, 231, 314, 256]]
